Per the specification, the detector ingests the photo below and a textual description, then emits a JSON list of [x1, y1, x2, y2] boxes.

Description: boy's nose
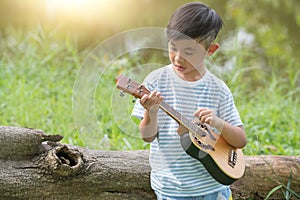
[[174, 52, 184, 63]]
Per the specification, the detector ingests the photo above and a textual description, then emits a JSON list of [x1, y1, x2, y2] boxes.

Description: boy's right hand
[[140, 90, 163, 112]]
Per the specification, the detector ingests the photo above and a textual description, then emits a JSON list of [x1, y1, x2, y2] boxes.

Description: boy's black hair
[[166, 2, 223, 47]]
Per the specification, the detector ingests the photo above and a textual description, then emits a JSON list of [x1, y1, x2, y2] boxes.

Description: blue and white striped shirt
[[132, 64, 243, 197]]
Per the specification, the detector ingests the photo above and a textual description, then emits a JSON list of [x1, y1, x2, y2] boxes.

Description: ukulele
[[116, 74, 245, 185]]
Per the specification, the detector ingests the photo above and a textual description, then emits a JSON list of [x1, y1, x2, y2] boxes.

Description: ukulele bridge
[[228, 149, 237, 168]]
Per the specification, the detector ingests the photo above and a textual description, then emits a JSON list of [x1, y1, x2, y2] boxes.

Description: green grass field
[[1, 28, 299, 155]]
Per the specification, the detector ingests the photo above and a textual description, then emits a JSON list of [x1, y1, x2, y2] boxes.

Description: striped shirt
[[132, 64, 243, 197]]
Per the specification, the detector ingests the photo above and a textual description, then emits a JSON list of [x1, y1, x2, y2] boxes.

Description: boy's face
[[168, 39, 218, 81]]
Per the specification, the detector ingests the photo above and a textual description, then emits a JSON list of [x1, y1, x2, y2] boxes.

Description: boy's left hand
[[194, 108, 225, 132]]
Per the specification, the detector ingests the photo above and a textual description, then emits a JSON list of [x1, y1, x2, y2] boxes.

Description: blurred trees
[[0, 0, 299, 53], [0, 0, 299, 82]]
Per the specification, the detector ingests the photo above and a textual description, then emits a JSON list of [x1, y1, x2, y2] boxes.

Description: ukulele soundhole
[[193, 136, 215, 151], [228, 149, 237, 168]]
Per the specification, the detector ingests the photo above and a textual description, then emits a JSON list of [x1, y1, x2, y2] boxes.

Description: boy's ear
[[207, 43, 219, 56]]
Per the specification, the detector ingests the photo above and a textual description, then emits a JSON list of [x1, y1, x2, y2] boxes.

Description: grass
[[264, 171, 300, 200], [0, 27, 83, 146], [0, 27, 299, 155]]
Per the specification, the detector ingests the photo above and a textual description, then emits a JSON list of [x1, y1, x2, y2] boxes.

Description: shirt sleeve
[[218, 91, 243, 127]]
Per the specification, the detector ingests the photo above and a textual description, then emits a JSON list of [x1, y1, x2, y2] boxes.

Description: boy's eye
[[169, 45, 196, 55], [184, 50, 194, 55], [170, 47, 178, 52], [184, 47, 197, 55]]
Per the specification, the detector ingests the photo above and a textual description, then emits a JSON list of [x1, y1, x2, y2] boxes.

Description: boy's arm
[[218, 122, 246, 148], [140, 109, 159, 142], [139, 91, 163, 143]]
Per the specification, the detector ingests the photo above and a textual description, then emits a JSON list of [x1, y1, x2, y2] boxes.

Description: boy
[[132, 2, 247, 199]]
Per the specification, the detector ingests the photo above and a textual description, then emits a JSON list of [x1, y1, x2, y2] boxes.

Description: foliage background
[[0, 0, 299, 155]]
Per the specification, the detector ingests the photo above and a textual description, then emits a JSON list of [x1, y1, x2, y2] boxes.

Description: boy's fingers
[[194, 107, 207, 116]]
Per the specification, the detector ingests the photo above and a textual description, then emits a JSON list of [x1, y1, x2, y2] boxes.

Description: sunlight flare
[[45, 0, 112, 17]]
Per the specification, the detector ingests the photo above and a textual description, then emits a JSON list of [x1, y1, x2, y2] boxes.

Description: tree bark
[[231, 155, 300, 199], [0, 126, 299, 200]]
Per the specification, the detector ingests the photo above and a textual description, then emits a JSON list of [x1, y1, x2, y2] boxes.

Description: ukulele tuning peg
[[119, 91, 125, 97]]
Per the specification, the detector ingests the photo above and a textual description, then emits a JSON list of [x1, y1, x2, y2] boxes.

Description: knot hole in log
[[45, 145, 84, 177]]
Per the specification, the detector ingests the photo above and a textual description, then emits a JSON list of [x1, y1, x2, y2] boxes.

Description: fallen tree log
[[232, 155, 300, 199], [0, 126, 299, 200]]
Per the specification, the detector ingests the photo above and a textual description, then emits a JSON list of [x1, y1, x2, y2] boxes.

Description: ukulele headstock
[[116, 74, 149, 99]]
